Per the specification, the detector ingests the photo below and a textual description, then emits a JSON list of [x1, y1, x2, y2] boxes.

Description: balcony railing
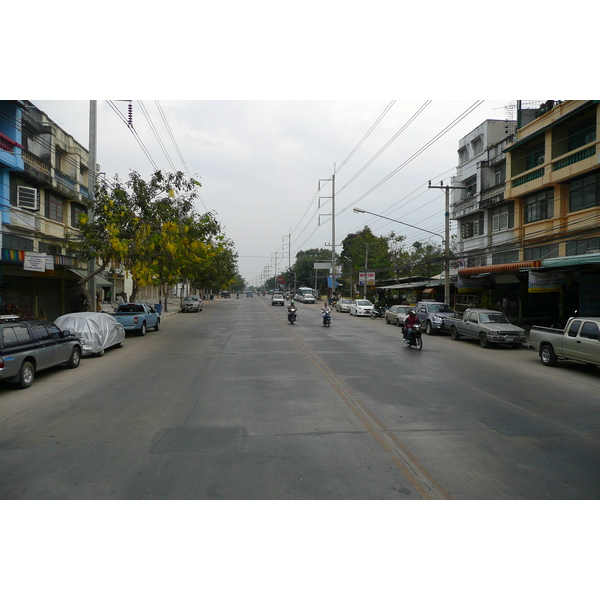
[[552, 146, 597, 171], [22, 149, 51, 176], [513, 168, 545, 188], [54, 170, 76, 190], [0, 132, 22, 152]]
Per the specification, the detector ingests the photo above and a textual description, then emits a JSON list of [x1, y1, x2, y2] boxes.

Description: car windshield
[[397, 307, 409, 313], [429, 304, 451, 313], [479, 313, 510, 324], [357, 300, 372, 306], [184, 297, 198, 301], [341, 299, 351, 304]]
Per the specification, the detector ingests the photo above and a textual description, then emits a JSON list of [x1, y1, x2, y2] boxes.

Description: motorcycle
[[403, 323, 423, 351], [370, 305, 387, 319], [322, 311, 331, 327], [288, 307, 298, 324]]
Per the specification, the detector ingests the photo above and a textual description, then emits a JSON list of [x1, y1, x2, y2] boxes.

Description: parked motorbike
[[322, 311, 331, 327], [403, 323, 423, 351], [288, 307, 298, 324], [370, 305, 387, 319]]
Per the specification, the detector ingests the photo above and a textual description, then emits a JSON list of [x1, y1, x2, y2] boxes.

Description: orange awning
[[422, 288, 436, 294], [458, 261, 541, 277]]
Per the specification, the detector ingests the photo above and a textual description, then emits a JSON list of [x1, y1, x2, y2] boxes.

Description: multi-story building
[[455, 100, 600, 324], [451, 119, 517, 267], [0, 102, 126, 320]]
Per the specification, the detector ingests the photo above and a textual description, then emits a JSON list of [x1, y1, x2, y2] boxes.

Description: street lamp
[[353, 207, 450, 304]]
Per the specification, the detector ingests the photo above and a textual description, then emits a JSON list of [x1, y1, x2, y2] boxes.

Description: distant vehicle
[[180, 295, 203, 312], [413, 301, 455, 335], [246, 291, 254, 297], [445, 308, 526, 348], [112, 303, 160, 336], [385, 305, 411, 326], [0, 317, 81, 388], [221, 291, 230, 298], [54, 311, 125, 357], [271, 293, 285, 306], [350, 299, 374, 317], [335, 299, 352, 313], [529, 317, 600, 367], [298, 287, 318, 303]]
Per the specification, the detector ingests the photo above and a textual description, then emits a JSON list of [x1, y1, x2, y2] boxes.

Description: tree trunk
[[76, 261, 109, 312]]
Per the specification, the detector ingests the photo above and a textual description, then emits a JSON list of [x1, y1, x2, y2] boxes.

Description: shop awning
[[458, 261, 541, 277], [538, 253, 600, 269], [68, 268, 115, 288], [422, 288, 436, 294]]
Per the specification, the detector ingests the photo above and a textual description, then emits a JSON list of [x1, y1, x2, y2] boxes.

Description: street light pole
[[353, 207, 448, 301]]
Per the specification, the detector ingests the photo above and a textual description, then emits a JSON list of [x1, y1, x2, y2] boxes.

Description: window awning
[[458, 261, 541, 277], [68, 267, 115, 288], [422, 288, 436, 294]]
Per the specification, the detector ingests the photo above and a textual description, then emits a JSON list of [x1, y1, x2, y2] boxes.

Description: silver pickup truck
[[529, 317, 600, 367], [446, 308, 527, 348]]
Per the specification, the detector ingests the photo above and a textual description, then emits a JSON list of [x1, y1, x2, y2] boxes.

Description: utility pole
[[428, 180, 466, 305], [319, 164, 336, 300], [88, 100, 97, 311]]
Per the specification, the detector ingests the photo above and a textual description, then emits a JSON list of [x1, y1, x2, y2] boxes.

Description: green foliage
[[70, 170, 239, 298]]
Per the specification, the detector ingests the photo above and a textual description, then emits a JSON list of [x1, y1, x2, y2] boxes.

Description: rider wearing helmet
[[403, 309, 419, 343]]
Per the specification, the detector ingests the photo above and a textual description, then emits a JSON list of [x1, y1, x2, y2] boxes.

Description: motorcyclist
[[321, 302, 331, 325], [287, 299, 297, 321], [403, 309, 419, 343]]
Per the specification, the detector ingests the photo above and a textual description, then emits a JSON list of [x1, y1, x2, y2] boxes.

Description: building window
[[524, 189, 554, 223], [491, 204, 513, 232], [462, 214, 484, 238], [494, 164, 505, 185], [569, 171, 600, 212], [566, 237, 600, 256], [458, 147, 468, 164], [45, 193, 64, 223], [525, 143, 545, 171], [568, 116, 596, 152], [2, 234, 34, 251], [39, 242, 62, 255], [471, 137, 483, 155], [492, 250, 519, 264], [465, 177, 477, 198], [523, 244, 559, 260], [71, 202, 87, 227]]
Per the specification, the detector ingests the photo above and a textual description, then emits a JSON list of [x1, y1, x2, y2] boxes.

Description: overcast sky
[[14, 2, 590, 287], [30, 99, 514, 283]]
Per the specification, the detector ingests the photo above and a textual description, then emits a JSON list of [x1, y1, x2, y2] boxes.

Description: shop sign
[[528, 270, 564, 293], [23, 252, 47, 272]]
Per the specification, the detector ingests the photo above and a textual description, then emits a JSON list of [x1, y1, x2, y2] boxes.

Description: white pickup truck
[[529, 316, 600, 367], [445, 308, 527, 348]]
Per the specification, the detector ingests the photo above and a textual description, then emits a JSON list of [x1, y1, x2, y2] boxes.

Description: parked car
[[529, 317, 600, 367], [413, 301, 455, 335], [350, 299, 374, 317], [335, 299, 352, 313], [271, 293, 285, 306], [180, 295, 203, 312], [111, 303, 160, 336], [385, 305, 411, 326], [54, 312, 125, 357], [0, 316, 82, 388], [445, 308, 527, 348]]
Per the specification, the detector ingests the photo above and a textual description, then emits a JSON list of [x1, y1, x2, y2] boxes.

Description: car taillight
[[134, 316, 138, 324], [0, 358, 4, 368]]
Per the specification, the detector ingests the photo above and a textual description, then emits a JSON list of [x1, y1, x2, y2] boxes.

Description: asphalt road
[[1, 296, 600, 499]]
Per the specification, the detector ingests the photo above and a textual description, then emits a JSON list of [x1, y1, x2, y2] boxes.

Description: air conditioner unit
[[17, 186, 39, 211]]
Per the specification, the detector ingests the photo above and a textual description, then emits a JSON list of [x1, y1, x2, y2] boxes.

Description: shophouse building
[[0, 102, 128, 320], [455, 100, 600, 325]]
